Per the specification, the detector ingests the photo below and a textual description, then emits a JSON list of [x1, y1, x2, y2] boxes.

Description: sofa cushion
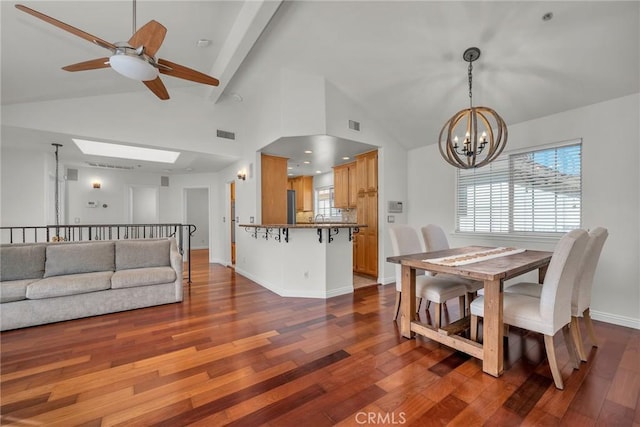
[[0, 279, 39, 303], [27, 271, 113, 299], [44, 242, 115, 278], [111, 266, 176, 289], [115, 240, 171, 271], [0, 245, 46, 281]]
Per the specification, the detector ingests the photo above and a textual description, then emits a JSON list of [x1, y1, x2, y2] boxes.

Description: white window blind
[[456, 141, 582, 234]]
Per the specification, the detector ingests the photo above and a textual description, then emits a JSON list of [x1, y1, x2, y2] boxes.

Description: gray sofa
[[0, 238, 183, 331]]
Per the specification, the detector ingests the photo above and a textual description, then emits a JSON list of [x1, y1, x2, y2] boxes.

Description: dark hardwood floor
[[1, 249, 639, 426]]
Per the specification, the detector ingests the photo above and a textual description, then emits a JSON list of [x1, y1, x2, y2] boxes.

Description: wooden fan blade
[[62, 57, 110, 72], [128, 20, 167, 57], [158, 58, 220, 86], [15, 4, 116, 51], [143, 77, 170, 100]]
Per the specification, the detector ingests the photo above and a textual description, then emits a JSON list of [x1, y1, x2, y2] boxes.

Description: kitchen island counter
[[236, 223, 367, 298]]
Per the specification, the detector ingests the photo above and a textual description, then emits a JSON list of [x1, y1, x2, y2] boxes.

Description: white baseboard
[[590, 309, 640, 330], [379, 276, 395, 286]]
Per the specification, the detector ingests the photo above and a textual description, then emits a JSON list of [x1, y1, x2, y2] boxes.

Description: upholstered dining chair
[[469, 229, 589, 389], [420, 224, 484, 312], [389, 225, 468, 329], [504, 227, 608, 362]]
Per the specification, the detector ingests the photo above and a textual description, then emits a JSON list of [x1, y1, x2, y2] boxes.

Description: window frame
[[314, 186, 342, 220], [454, 138, 583, 241]]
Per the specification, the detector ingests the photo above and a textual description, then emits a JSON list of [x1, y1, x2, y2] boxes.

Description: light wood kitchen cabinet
[[355, 150, 378, 194], [261, 153, 288, 224], [288, 176, 314, 212], [353, 149, 378, 278], [355, 190, 378, 277], [333, 161, 357, 209]]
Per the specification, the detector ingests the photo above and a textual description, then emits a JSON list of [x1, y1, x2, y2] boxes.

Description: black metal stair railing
[[0, 223, 197, 284]]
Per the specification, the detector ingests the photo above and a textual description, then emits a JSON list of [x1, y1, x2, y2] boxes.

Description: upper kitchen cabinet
[[288, 176, 314, 212], [333, 161, 357, 209], [355, 150, 378, 194], [261, 153, 288, 224]]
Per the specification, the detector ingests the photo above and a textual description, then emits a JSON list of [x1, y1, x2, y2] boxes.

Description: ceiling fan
[[15, 2, 220, 100]]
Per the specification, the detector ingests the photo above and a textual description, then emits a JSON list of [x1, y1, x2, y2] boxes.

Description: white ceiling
[[2, 1, 639, 173]]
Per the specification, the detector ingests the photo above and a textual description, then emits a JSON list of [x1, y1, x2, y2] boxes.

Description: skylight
[[73, 139, 180, 164]]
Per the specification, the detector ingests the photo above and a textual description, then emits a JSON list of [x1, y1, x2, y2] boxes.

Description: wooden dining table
[[387, 245, 553, 377]]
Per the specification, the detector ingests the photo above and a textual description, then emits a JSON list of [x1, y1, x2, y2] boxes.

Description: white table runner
[[423, 247, 526, 266]]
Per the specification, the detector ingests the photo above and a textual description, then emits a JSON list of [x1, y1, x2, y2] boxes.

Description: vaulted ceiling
[[2, 1, 638, 173]]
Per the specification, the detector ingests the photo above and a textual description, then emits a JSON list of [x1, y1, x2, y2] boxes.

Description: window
[[315, 186, 341, 219], [456, 140, 581, 234]]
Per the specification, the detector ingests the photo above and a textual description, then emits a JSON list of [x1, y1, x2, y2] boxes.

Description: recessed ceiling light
[[342, 156, 350, 160], [542, 12, 553, 21], [304, 150, 313, 154], [288, 173, 293, 176], [185, 167, 194, 172], [303, 161, 311, 164], [315, 170, 322, 174], [73, 139, 180, 163], [196, 39, 212, 48], [288, 166, 293, 170]]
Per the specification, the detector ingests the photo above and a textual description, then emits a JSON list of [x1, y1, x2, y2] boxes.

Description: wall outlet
[[387, 215, 395, 223], [250, 216, 255, 224]]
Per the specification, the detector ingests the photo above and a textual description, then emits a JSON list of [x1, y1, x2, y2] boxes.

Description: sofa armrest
[[169, 238, 184, 301]]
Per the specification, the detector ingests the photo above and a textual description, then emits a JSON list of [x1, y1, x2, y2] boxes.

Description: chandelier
[[438, 47, 507, 169]]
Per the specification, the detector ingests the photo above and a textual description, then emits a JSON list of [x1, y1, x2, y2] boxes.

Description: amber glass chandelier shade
[[438, 106, 508, 169]]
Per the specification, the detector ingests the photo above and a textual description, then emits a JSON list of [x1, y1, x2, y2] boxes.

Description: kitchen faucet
[[315, 214, 325, 223]]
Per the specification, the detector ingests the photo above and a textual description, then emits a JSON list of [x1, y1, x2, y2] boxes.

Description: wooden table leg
[[538, 264, 548, 284], [482, 278, 504, 376], [400, 264, 416, 338]]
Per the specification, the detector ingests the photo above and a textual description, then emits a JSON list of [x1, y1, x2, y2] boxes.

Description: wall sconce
[[237, 170, 246, 181], [92, 181, 101, 189]]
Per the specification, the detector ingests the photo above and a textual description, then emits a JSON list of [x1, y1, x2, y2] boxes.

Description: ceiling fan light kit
[[109, 45, 159, 81], [438, 47, 508, 169], [15, 2, 219, 100]]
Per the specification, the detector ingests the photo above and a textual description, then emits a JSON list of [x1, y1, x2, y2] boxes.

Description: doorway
[[184, 188, 209, 250]]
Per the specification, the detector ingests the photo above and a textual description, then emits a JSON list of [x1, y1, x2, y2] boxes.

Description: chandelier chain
[[468, 61, 473, 109]]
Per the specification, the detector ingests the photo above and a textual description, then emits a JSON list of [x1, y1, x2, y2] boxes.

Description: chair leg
[[470, 315, 478, 342], [458, 296, 465, 319], [393, 291, 401, 321], [434, 303, 442, 329], [583, 308, 599, 347], [544, 334, 564, 390], [416, 297, 422, 314], [465, 292, 475, 316], [571, 316, 588, 362], [562, 324, 580, 370], [426, 300, 431, 310]]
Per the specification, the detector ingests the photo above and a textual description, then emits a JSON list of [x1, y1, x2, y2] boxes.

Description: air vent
[[348, 120, 360, 131], [217, 129, 236, 140], [161, 176, 170, 187], [66, 168, 78, 181], [85, 161, 134, 170]]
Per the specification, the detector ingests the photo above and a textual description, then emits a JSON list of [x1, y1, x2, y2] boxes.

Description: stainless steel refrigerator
[[287, 190, 296, 224]]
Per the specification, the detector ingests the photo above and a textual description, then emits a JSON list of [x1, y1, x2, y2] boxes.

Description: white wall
[[65, 166, 167, 225], [325, 80, 409, 284], [407, 93, 640, 328], [0, 147, 50, 227]]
